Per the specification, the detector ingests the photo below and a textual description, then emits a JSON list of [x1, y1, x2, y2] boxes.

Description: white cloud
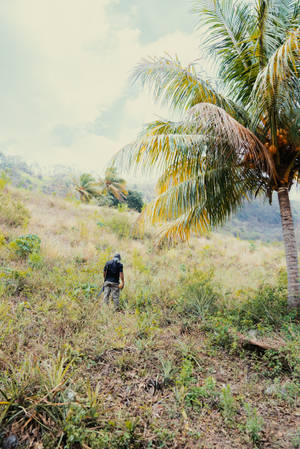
[[0, 1, 201, 173]]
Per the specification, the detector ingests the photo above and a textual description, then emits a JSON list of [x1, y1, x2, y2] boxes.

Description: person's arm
[[119, 272, 124, 289], [103, 263, 107, 281]]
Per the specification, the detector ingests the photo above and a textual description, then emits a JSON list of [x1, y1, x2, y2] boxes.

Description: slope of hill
[[0, 186, 299, 448], [223, 197, 300, 245], [1, 151, 300, 246]]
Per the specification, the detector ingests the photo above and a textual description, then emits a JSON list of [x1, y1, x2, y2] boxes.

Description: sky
[[0, 0, 204, 175]]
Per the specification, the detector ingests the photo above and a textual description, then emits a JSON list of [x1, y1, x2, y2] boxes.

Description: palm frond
[[253, 27, 299, 95], [192, 0, 258, 102], [114, 119, 208, 175], [143, 164, 249, 243], [187, 103, 275, 175], [132, 55, 248, 122]]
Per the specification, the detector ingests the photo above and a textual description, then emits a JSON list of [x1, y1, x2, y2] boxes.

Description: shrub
[[0, 267, 28, 295], [126, 190, 144, 212], [28, 251, 44, 269], [9, 234, 41, 259], [233, 284, 288, 330], [184, 376, 218, 409], [220, 385, 237, 423], [106, 215, 132, 239], [244, 402, 264, 445], [176, 270, 219, 320], [0, 192, 30, 227]]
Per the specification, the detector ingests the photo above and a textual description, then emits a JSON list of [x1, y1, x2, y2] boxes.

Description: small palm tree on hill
[[98, 167, 127, 202], [75, 173, 100, 203], [116, 0, 300, 308]]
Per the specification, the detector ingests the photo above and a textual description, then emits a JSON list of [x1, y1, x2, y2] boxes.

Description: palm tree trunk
[[277, 187, 300, 309]]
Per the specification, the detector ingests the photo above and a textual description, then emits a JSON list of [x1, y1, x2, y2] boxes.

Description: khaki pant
[[103, 281, 120, 309]]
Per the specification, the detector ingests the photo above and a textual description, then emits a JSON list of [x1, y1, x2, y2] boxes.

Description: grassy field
[[0, 186, 299, 448]]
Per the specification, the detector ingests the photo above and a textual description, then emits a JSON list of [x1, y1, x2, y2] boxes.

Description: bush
[[244, 402, 264, 445], [233, 284, 288, 330], [0, 192, 30, 227], [9, 234, 41, 259], [0, 267, 28, 295], [106, 215, 132, 239], [176, 270, 219, 320], [126, 190, 144, 212], [184, 376, 218, 409]]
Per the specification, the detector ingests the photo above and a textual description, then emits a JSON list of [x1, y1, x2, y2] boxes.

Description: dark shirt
[[104, 259, 123, 283]]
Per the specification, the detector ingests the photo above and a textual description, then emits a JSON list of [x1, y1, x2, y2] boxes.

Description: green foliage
[[232, 284, 289, 330], [9, 233, 41, 259], [244, 402, 264, 446], [98, 188, 144, 213], [126, 190, 144, 212], [220, 385, 237, 423], [0, 192, 30, 227], [28, 251, 44, 269], [73, 282, 98, 299], [184, 376, 218, 410], [0, 267, 28, 295], [106, 215, 132, 239], [0, 170, 10, 191], [203, 317, 235, 350], [292, 427, 300, 449], [176, 270, 219, 319], [176, 358, 194, 387]]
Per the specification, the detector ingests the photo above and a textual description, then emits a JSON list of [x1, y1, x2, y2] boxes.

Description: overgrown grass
[[0, 187, 299, 448]]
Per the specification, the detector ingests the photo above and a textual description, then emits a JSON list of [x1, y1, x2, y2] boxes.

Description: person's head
[[113, 253, 121, 261]]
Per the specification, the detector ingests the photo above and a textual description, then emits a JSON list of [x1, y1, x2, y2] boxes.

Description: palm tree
[[74, 173, 101, 203], [116, 0, 300, 309], [98, 167, 127, 202]]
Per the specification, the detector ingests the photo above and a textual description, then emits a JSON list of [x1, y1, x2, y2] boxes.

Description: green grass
[[0, 186, 299, 448]]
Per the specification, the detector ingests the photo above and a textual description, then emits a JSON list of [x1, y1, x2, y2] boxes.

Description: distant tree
[[98, 167, 127, 202], [74, 173, 101, 203], [126, 190, 144, 212], [117, 0, 300, 309]]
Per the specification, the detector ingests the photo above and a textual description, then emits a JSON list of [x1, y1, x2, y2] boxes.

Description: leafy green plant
[[292, 427, 300, 449], [106, 215, 132, 239], [0, 192, 30, 227], [28, 251, 44, 268], [176, 358, 194, 387], [184, 376, 218, 410], [0, 267, 28, 295], [244, 402, 264, 446], [176, 270, 219, 320], [220, 385, 237, 423], [9, 233, 41, 258], [235, 284, 288, 330]]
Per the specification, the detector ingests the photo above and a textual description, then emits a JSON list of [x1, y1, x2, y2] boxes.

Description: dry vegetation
[[0, 186, 299, 449]]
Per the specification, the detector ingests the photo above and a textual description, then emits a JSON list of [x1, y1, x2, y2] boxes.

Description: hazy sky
[[0, 0, 204, 174]]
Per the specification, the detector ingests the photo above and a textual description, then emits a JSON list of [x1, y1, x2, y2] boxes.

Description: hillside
[[1, 151, 300, 246], [223, 197, 300, 245], [0, 186, 299, 449]]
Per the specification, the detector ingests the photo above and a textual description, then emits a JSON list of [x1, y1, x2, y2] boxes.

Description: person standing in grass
[[103, 253, 124, 310]]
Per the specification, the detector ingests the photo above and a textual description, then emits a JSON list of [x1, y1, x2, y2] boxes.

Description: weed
[[9, 234, 41, 259], [292, 427, 300, 448], [234, 284, 288, 330], [244, 402, 264, 446], [176, 270, 219, 320], [184, 376, 218, 410], [220, 385, 237, 423], [0, 192, 30, 227], [159, 356, 175, 387], [106, 215, 132, 239], [176, 358, 195, 387]]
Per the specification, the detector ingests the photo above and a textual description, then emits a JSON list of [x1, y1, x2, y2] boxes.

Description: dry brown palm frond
[[187, 103, 275, 176]]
